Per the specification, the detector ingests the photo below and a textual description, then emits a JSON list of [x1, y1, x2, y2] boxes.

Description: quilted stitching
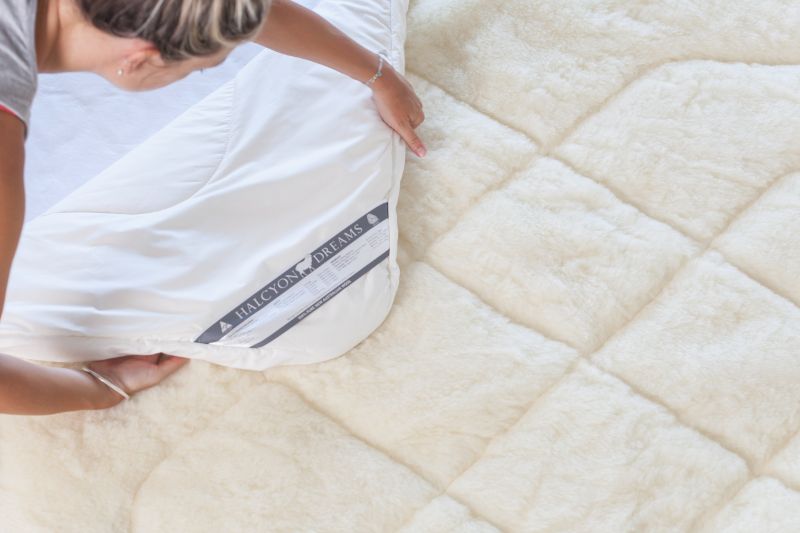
[[2, 0, 800, 531]]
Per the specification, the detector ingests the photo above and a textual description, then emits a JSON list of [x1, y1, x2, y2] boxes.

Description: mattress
[[2, 0, 800, 531]]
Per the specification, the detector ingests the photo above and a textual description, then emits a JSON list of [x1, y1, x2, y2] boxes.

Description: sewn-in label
[[195, 202, 390, 348]]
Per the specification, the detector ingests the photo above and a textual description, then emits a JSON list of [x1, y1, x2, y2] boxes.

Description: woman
[[0, 0, 427, 416]]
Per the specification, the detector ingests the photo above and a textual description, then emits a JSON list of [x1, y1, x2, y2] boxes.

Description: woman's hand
[[254, 2, 428, 157], [369, 61, 427, 158], [86, 352, 190, 406]]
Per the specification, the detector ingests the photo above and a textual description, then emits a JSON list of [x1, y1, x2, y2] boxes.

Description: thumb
[[400, 124, 427, 158], [138, 354, 162, 364], [156, 354, 191, 377]]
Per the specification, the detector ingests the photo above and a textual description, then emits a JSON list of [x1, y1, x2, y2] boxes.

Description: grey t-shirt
[[0, 0, 38, 136]]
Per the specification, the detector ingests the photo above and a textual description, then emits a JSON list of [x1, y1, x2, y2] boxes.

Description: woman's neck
[[34, 0, 119, 74], [35, 0, 60, 72]]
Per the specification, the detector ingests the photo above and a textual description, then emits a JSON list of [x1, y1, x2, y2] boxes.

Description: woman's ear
[[121, 42, 163, 74]]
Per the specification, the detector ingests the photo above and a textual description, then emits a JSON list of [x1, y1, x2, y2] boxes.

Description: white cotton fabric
[[23, 41, 264, 223], [0, 0, 408, 371]]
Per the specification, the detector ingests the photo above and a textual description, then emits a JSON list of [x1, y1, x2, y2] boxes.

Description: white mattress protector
[[23, 40, 264, 223], [0, 0, 409, 371]]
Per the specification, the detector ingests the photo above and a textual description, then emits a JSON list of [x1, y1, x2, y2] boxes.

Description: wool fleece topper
[[0, 0, 409, 371]]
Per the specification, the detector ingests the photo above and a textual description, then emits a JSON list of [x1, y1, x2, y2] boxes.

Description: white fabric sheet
[[3, 0, 406, 371], [22, 0, 319, 223]]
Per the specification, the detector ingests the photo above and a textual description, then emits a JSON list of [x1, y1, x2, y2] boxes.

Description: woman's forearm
[[0, 114, 120, 416], [254, 0, 386, 86], [0, 352, 121, 415]]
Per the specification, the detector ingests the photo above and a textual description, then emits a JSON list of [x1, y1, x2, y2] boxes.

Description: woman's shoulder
[[0, 0, 39, 133]]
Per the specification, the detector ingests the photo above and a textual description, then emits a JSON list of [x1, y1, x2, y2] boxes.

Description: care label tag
[[195, 202, 390, 348]]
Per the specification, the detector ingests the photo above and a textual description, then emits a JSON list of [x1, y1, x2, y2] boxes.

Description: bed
[[2, 0, 800, 531]]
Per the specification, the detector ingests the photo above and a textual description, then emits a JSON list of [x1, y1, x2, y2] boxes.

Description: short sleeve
[[0, 0, 38, 138]]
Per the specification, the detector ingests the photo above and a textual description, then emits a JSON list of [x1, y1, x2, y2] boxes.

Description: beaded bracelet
[[81, 366, 131, 400], [364, 50, 390, 87]]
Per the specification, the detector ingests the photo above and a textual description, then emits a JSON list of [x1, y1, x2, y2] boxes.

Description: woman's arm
[[0, 112, 121, 415], [0, 112, 25, 321], [0, 352, 123, 414], [0, 113, 117, 414], [0, 113, 190, 415], [255, 0, 385, 86], [254, 0, 427, 157]]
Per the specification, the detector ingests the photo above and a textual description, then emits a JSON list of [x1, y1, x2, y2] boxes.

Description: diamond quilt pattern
[[2, 0, 799, 531]]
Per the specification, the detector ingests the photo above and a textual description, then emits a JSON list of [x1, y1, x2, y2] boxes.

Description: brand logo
[[232, 221, 366, 321], [219, 320, 232, 333], [367, 213, 379, 225], [295, 254, 314, 275]]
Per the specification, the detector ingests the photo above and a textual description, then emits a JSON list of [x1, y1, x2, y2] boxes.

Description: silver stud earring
[[116, 68, 124, 76]]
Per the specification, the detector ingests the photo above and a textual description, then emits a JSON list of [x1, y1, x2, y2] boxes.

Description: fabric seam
[[32, 80, 237, 220]]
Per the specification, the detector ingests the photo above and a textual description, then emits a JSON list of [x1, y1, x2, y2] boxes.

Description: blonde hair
[[78, 0, 273, 61]]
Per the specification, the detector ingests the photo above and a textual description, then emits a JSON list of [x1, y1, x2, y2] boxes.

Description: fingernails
[[416, 146, 427, 158]]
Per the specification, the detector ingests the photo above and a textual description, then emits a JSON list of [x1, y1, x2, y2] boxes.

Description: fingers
[[135, 354, 162, 364], [156, 354, 191, 377], [401, 123, 427, 158], [401, 106, 427, 157], [413, 98, 425, 125], [411, 109, 425, 128]]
